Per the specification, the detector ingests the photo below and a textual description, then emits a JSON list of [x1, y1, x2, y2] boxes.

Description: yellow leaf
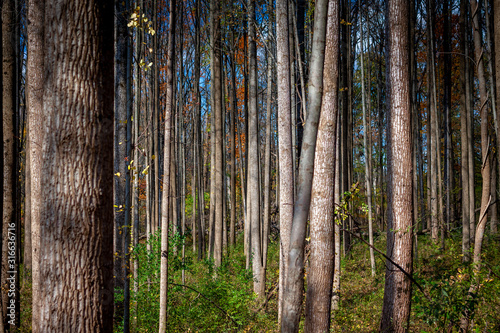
[[115, 172, 121, 177]]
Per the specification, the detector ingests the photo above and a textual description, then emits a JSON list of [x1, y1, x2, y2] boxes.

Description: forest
[[2, 0, 500, 331]]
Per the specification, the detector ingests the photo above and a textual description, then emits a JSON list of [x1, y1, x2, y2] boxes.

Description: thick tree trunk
[[304, 1, 340, 330], [380, 1, 413, 331], [38, 1, 114, 330]]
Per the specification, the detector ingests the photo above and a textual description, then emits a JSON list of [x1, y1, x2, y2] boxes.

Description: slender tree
[[276, 0, 294, 321], [159, 0, 175, 330], [380, 0, 413, 331], [27, 0, 44, 329]]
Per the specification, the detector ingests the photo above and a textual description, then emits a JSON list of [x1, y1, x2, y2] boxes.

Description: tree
[[2, 0, 19, 327], [282, 0, 328, 330], [37, 1, 114, 330], [380, 0, 413, 331], [303, 0, 340, 330], [159, 0, 175, 330], [114, 0, 132, 329], [276, 0, 294, 321], [27, 0, 45, 329]]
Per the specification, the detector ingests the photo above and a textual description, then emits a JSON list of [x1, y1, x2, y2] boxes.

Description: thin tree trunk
[[461, 0, 491, 329], [359, 1, 376, 277], [276, 0, 295, 323], [460, 0, 471, 262], [331, 113, 342, 311], [26, 0, 44, 329], [304, 1, 340, 330], [159, 0, 175, 329], [211, 0, 224, 267]]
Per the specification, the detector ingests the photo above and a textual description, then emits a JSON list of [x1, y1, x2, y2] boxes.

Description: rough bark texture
[[38, 1, 114, 331], [27, 0, 45, 329], [282, 0, 328, 331], [159, 0, 175, 330], [276, 0, 294, 322], [2, 0, 17, 326], [304, 0, 340, 331], [380, 1, 414, 332]]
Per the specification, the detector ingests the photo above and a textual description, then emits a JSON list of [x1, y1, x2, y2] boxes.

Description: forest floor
[[19, 228, 500, 332]]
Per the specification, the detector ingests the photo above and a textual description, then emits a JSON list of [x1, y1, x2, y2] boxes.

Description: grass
[[19, 227, 500, 332]]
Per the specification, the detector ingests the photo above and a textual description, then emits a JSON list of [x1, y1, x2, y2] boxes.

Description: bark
[[282, 0, 328, 330], [304, 1, 340, 330], [459, 0, 471, 262], [114, 0, 131, 327], [331, 114, 341, 311], [159, 0, 175, 329], [230, 35, 236, 247], [247, 0, 264, 297], [427, 0, 438, 242], [26, 0, 44, 329], [2, 0, 20, 327], [443, 0, 452, 236], [380, 1, 414, 332], [212, 0, 223, 267], [494, 0, 500, 235], [461, 0, 491, 329], [359, 1, 376, 277], [276, 0, 294, 322], [38, 1, 114, 330]]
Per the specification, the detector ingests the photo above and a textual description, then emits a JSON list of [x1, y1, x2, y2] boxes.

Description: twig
[[340, 222, 432, 302]]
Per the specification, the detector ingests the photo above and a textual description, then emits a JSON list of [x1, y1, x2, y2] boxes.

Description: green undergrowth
[[115, 230, 280, 332], [330, 231, 500, 332]]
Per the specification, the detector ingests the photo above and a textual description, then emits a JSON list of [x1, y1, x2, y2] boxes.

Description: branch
[[340, 223, 431, 302]]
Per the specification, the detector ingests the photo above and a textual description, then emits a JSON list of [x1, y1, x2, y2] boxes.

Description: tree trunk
[[359, 1, 376, 277], [461, 0, 491, 329], [276, 0, 294, 323], [282, 0, 328, 330], [211, 0, 223, 267], [38, 1, 114, 330], [427, 0, 439, 242], [26, 0, 44, 329], [494, 0, 500, 235], [114, 0, 132, 327], [380, 1, 413, 331], [304, 1, 340, 330], [159, 0, 175, 329], [332, 113, 342, 311], [460, 0, 471, 262]]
